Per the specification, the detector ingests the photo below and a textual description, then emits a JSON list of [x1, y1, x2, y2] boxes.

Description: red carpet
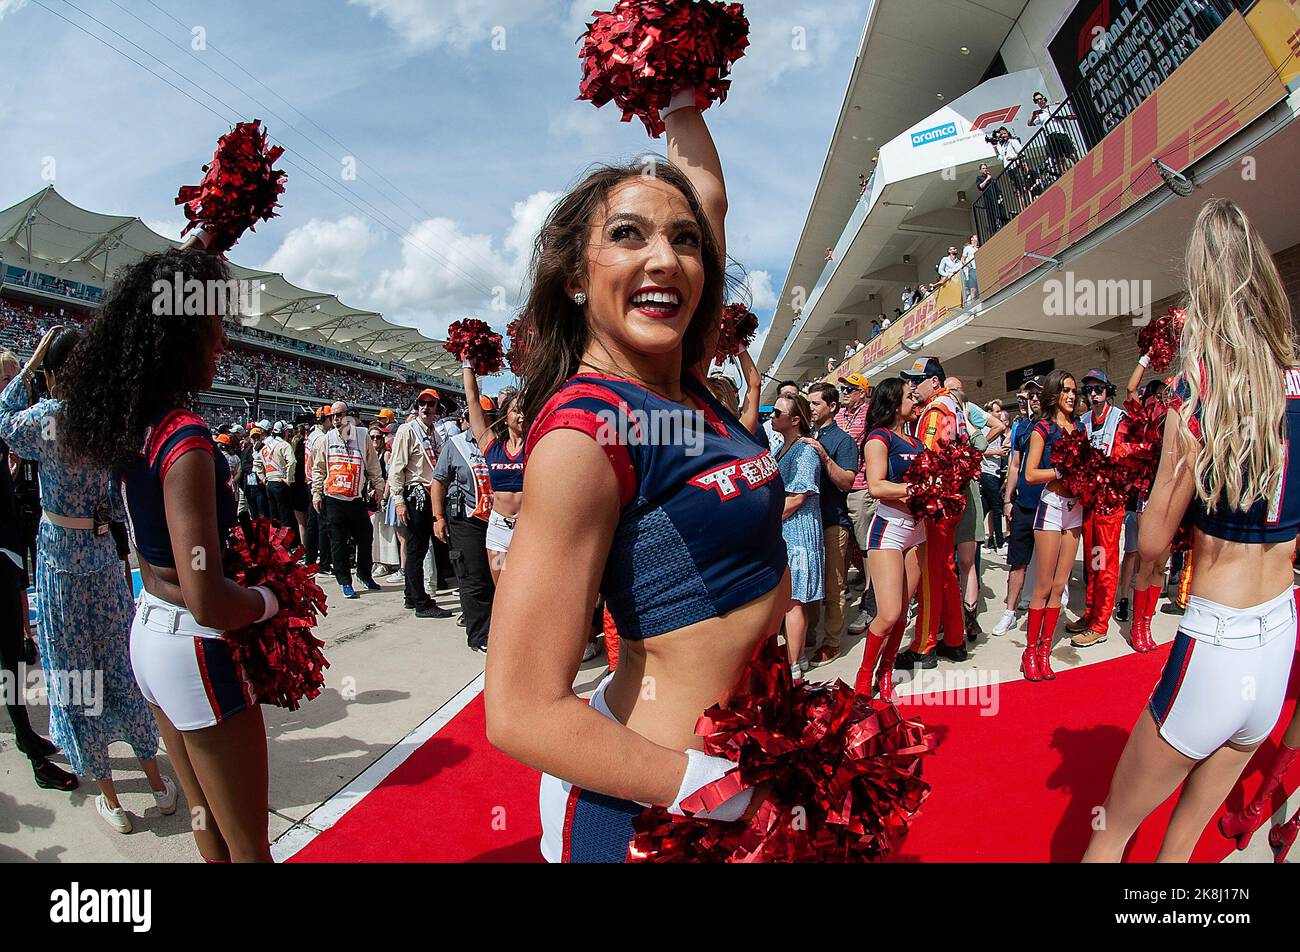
[[289, 640, 1299, 863]]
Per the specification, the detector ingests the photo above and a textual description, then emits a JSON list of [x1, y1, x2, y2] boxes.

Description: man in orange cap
[[388, 388, 454, 617]]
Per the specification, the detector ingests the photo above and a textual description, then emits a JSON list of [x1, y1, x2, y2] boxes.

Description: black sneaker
[[470, 642, 488, 654], [1114, 597, 1130, 622], [893, 650, 938, 670], [1161, 602, 1185, 616], [32, 759, 79, 791], [416, 603, 453, 619], [936, 643, 968, 663]]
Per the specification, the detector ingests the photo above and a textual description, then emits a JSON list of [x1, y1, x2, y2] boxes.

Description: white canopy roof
[[0, 186, 460, 376]]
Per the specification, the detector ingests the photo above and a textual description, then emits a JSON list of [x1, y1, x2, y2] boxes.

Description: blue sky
[[0, 0, 871, 369]]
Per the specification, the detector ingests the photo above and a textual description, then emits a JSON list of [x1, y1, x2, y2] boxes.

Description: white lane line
[[272, 672, 485, 862]]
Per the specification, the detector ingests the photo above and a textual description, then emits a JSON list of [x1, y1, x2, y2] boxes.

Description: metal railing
[[973, 0, 1238, 243]]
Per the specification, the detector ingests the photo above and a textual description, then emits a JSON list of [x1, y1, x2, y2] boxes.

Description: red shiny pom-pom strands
[[444, 319, 505, 377], [1137, 307, 1185, 374], [714, 302, 758, 365], [628, 635, 932, 862], [903, 442, 982, 522], [579, 1, 751, 138], [222, 519, 329, 711], [175, 120, 287, 255]]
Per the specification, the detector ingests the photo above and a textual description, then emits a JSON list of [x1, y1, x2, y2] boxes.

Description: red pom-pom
[[1053, 430, 1129, 514], [627, 635, 932, 862], [176, 120, 287, 255], [443, 319, 504, 377], [222, 518, 329, 711], [1137, 307, 1185, 374], [505, 317, 532, 377], [713, 302, 758, 365], [903, 442, 982, 521], [1113, 397, 1169, 502], [579, 0, 751, 138]]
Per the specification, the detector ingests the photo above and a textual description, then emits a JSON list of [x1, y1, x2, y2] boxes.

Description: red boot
[[1039, 606, 1060, 680], [1220, 744, 1300, 850], [853, 629, 889, 698], [1140, 585, 1162, 651], [1022, 608, 1043, 682], [1129, 587, 1149, 652], [1269, 808, 1300, 864], [875, 619, 907, 704]]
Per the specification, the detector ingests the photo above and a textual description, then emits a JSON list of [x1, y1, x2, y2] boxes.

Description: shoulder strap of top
[[526, 378, 639, 509]]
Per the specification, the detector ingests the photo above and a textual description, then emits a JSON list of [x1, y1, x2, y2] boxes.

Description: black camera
[[984, 131, 1000, 146]]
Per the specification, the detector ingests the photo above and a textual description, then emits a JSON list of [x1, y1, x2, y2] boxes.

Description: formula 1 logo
[[971, 105, 1020, 131]]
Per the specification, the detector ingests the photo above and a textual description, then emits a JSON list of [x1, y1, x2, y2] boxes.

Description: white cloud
[[349, 0, 550, 50], [742, 269, 778, 313], [366, 190, 559, 329], [0, 0, 29, 22], [264, 216, 379, 297], [731, 0, 867, 89]]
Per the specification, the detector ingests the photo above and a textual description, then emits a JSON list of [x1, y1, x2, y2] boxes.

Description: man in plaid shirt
[[834, 372, 876, 631]]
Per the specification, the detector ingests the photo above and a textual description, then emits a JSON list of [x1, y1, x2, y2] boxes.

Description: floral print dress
[[0, 378, 158, 779]]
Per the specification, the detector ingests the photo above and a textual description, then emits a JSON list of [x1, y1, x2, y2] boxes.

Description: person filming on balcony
[[1028, 92, 1078, 177]]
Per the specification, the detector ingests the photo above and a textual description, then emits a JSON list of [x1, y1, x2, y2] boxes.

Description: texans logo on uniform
[[689, 452, 779, 500]]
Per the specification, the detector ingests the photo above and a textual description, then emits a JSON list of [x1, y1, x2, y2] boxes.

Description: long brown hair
[[1036, 369, 1075, 424], [515, 160, 731, 425], [1176, 198, 1296, 511]]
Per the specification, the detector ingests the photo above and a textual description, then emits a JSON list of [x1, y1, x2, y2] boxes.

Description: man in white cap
[[304, 406, 334, 577], [245, 427, 269, 521], [388, 389, 453, 618], [311, 400, 385, 599], [262, 420, 297, 537]]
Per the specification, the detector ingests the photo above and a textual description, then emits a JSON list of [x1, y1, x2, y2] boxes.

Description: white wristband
[[461, 359, 474, 370], [661, 87, 699, 121], [252, 586, 279, 623], [669, 749, 753, 822], [1139, 354, 1152, 368]]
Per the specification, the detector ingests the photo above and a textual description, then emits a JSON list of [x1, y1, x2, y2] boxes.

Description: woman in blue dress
[[0, 327, 175, 834], [770, 392, 824, 676]]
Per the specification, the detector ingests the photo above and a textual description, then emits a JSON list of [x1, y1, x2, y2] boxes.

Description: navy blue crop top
[[120, 407, 237, 568], [485, 438, 526, 493], [1181, 370, 1300, 543], [1032, 418, 1084, 472], [864, 428, 921, 483], [525, 372, 787, 640]]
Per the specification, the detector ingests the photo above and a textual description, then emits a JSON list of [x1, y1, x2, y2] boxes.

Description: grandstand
[[0, 186, 470, 421]]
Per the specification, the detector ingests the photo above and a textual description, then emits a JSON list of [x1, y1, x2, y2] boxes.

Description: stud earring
[[574, 292, 587, 306]]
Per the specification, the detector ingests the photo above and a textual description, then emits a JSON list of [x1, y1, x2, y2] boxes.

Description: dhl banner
[[1246, 0, 1300, 89], [975, 11, 1287, 302], [824, 275, 963, 384]]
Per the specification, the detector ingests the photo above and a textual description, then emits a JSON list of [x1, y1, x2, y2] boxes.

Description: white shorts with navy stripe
[[865, 503, 925, 552], [130, 591, 255, 732], [1035, 489, 1083, 532], [1148, 587, 1296, 761]]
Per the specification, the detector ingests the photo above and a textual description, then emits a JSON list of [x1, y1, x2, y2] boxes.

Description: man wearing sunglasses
[[311, 400, 387, 599], [1067, 369, 1126, 648], [834, 372, 877, 635], [388, 389, 454, 618]]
